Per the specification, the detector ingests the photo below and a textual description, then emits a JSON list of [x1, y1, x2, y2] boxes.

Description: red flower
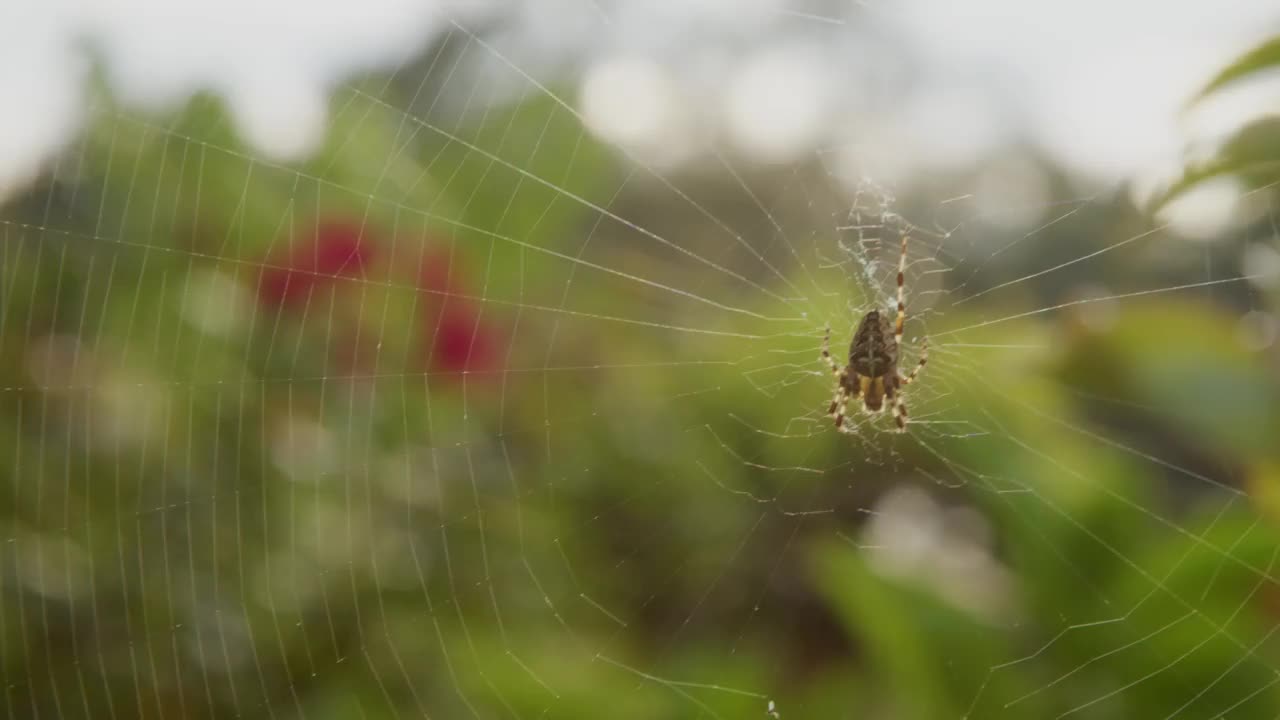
[[417, 248, 501, 380], [429, 302, 499, 376], [259, 221, 374, 307], [256, 222, 502, 382]]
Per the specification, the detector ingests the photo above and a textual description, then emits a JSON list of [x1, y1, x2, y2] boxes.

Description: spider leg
[[832, 401, 846, 431], [837, 406, 858, 433], [898, 337, 929, 386], [827, 379, 845, 416], [829, 372, 861, 433], [835, 392, 859, 434], [828, 385, 850, 431], [894, 229, 908, 345], [890, 340, 931, 435], [893, 394, 908, 433], [821, 325, 841, 377]]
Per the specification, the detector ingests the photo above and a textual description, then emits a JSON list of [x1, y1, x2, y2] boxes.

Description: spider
[[821, 231, 929, 433]]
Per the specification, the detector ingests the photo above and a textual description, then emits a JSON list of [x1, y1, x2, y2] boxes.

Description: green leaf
[[1152, 116, 1280, 209], [1191, 36, 1280, 104], [1158, 34, 1280, 208]]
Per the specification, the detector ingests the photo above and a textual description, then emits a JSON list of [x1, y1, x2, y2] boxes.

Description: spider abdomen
[[847, 310, 898, 378]]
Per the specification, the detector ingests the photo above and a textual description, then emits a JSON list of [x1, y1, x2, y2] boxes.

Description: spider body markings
[[822, 232, 928, 433]]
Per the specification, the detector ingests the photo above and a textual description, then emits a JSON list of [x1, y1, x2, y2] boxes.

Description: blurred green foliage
[[1159, 34, 1280, 208], [2, 39, 1280, 720]]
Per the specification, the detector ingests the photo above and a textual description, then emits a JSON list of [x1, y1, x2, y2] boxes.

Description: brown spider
[[821, 232, 928, 433]]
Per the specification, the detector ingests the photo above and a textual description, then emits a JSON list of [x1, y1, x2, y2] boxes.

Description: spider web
[[3, 7, 1280, 720]]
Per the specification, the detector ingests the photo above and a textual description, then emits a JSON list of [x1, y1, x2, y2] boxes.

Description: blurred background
[[4, 1, 1280, 718]]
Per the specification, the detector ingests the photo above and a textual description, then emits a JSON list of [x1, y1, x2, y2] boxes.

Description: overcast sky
[[1, 0, 1277, 203]]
